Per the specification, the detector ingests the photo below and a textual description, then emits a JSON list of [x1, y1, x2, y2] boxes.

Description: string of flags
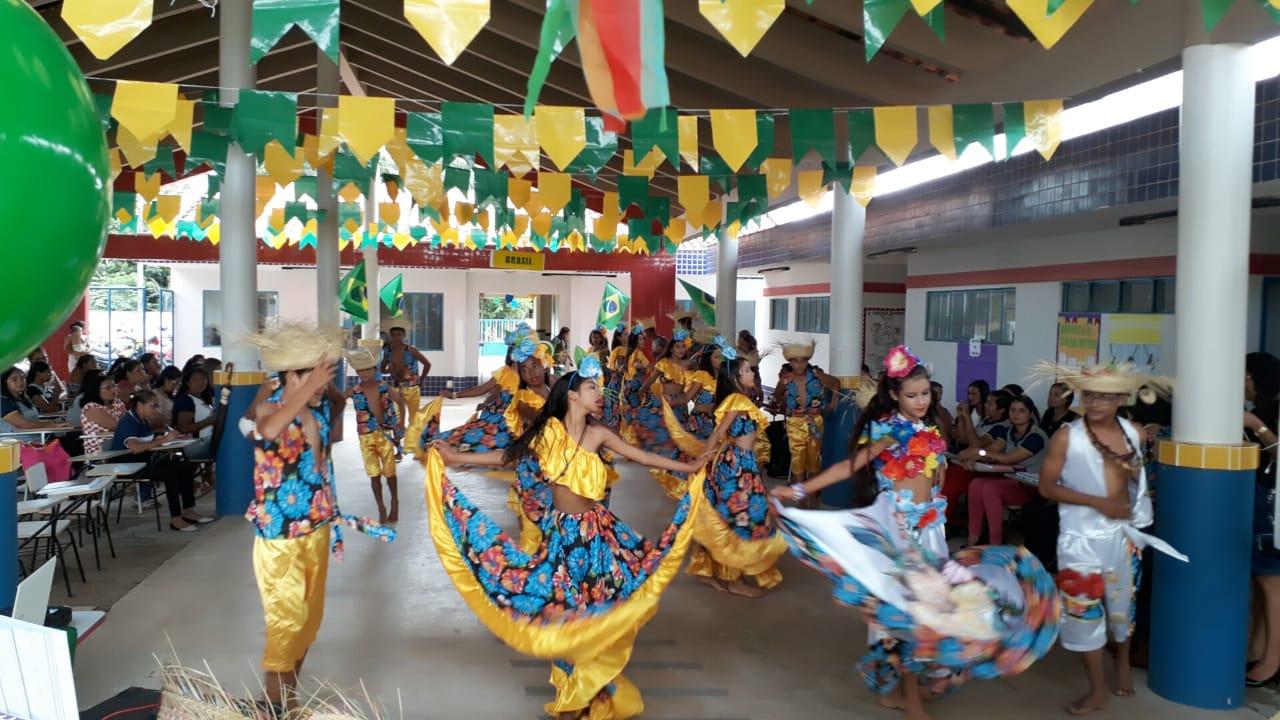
[[103, 77, 1066, 255]]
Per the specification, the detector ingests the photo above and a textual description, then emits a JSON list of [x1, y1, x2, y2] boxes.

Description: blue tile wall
[[737, 76, 1280, 267]]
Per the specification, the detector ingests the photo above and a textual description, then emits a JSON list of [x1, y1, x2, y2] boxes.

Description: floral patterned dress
[[424, 418, 705, 719], [687, 393, 787, 588], [684, 370, 717, 441], [775, 413, 1060, 698], [640, 359, 688, 498], [601, 347, 628, 429], [416, 366, 520, 457], [618, 350, 651, 446]]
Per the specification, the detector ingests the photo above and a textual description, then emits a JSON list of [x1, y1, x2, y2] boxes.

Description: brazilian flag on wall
[[596, 281, 630, 330], [338, 260, 369, 322], [380, 273, 405, 316]]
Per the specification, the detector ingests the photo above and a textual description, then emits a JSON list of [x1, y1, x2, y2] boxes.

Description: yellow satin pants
[[399, 383, 421, 419], [358, 432, 397, 478], [253, 525, 330, 672], [785, 415, 824, 475]]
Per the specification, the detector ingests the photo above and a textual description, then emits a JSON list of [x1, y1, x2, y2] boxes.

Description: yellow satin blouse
[[504, 387, 546, 434], [533, 417, 610, 501], [714, 392, 771, 428], [685, 370, 714, 394]]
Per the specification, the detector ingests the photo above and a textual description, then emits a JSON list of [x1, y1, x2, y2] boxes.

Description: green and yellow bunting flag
[[679, 279, 716, 326], [596, 281, 630, 330], [339, 260, 369, 322], [380, 273, 405, 316]]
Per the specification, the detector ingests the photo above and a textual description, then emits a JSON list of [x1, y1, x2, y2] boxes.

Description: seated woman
[[951, 379, 991, 447], [111, 389, 210, 532], [941, 389, 1013, 511], [113, 359, 147, 397], [24, 360, 64, 414], [67, 353, 97, 397], [930, 381, 955, 446], [172, 366, 218, 460], [1, 367, 62, 433], [80, 372, 126, 455], [963, 395, 1049, 545], [1039, 381, 1079, 437], [151, 366, 182, 427]]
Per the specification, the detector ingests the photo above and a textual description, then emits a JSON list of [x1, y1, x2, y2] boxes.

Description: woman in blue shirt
[[112, 389, 208, 532]]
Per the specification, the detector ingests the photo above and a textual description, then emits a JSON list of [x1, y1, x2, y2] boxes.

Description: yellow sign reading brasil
[[490, 249, 545, 272]]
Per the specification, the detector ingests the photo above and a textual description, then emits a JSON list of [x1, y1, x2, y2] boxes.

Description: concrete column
[[715, 228, 736, 336], [1149, 42, 1256, 709], [829, 169, 866, 378], [0, 441, 17, 612], [361, 185, 381, 343], [214, 0, 262, 516], [315, 48, 340, 328]]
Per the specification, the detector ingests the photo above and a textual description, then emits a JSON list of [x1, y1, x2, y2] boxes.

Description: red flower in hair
[[883, 345, 922, 378]]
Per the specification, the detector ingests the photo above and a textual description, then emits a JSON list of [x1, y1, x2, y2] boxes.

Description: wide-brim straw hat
[[345, 347, 379, 371], [246, 323, 343, 372], [387, 318, 410, 333], [1030, 361, 1172, 404], [779, 339, 817, 361], [668, 309, 699, 325]]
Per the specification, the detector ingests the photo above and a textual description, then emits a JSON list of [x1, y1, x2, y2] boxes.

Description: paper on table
[[0, 614, 79, 719]]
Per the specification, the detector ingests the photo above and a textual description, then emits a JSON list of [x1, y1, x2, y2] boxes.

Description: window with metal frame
[[401, 292, 445, 351], [1061, 277, 1175, 314], [925, 288, 1016, 344], [769, 297, 789, 331], [202, 290, 278, 347], [795, 296, 830, 334]]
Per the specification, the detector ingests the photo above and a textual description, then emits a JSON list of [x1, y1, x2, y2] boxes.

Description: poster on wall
[[1102, 313, 1174, 375], [863, 308, 904, 372], [1056, 313, 1101, 369]]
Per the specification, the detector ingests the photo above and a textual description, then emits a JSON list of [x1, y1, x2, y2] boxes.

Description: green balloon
[[0, 0, 109, 370]]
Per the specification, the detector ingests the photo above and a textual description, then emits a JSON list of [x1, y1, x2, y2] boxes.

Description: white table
[[85, 462, 146, 479], [17, 498, 57, 515], [68, 448, 129, 464], [39, 475, 117, 571]]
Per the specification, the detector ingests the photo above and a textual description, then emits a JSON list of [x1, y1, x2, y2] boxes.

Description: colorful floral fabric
[[351, 381, 399, 436], [380, 344, 420, 384], [785, 367, 825, 417], [687, 385, 717, 440], [709, 441, 773, 543]]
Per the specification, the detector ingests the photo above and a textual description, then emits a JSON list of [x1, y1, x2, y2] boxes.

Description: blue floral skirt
[[421, 390, 515, 454], [687, 409, 715, 441], [602, 372, 625, 429], [688, 444, 786, 587]]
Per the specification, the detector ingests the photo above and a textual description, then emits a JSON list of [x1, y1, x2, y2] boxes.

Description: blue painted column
[[214, 372, 264, 517], [819, 399, 861, 508], [1148, 40, 1256, 710], [0, 440, 18, 613]]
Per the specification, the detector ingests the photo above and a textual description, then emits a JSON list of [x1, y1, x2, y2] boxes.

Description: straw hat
[[634, 316, 657, 330], [668, 309, 699, 326], [1030, 361, 1172, 404], [387, 318, 410, 333], [780, 339, 817, 361], [245, 323, 343, 372], [346, 347, 379, 371]]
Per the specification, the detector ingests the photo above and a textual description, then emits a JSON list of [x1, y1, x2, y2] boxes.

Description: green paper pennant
[[564, 116, 619, 177], [789, 109, 837, 166], [442, 102, 494, 166], [952, 103, 996, 159], [1001, 102, 1027, 159], [112, 192, 138, 232], [1047, 0, 1068, 13], [250, 0, 341, 65], [230, 90, 297, 157], [848, 109, 876, 161], [406, 112, 444, 164], [524, 0, 576, 116], [444, 165, 471, 195], [631, 107, 679, 167], [618, 176, 649, 212], [334, 151, 377, 193], [744, 113, 776, 169], [645, 196, 671, 228], [94, 94, 114, 131], [144, 145, 176, 177], [201, 93, 233, 136], [207, 174, 222, 197], [189, 131, 230, 172], [736, 174, 769, 224], [1201, 0, 1235, 32], [198, 197, 220, 226], [1262, 0, 1280, 22], [473, 168, 508, 209], [284, 200, 308, 225], [822, 161, 853, 192], [864, 0, 910, 62], [338, 202, 363, 228], [293, 175, 318, 200], [923, 3, 945, 42], [699, 154, 735, 194]]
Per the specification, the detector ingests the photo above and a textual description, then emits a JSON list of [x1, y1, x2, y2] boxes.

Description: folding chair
[[17, 498, 84, 598]]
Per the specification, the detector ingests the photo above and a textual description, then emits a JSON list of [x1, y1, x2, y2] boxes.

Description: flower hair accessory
[[712, 334, 738, 361], [577, 354, 603, 380], [630, 321, 644, 336], [511, 337, 538, 363], [883, 345, 923, 378]]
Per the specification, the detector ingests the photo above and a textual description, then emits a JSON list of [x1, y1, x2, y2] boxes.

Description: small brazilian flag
[[678, 279, 716, 326], [380, 273, 405, 316], [596, 281, 630, 331], [338, 260, 369, 322]]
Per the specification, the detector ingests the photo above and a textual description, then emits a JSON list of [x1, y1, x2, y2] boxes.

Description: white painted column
[[361, 184, 381, 341], [715, 228, 737, 335], [315, 48, 339, 328], [1172, 43, 1254, 443], [217, 0, 258, 368], [830, 166, 866, 378]]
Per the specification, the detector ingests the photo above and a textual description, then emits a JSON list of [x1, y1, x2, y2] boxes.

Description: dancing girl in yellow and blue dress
[[618, 320, 653, 446], [685, 336, 787, 599], [772, 345, 1060, 720], [425, 355, 712, 720], [601, 327, 629, 430], [639, 330, 695, 497]]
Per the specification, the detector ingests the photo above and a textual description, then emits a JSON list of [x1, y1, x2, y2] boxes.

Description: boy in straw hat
[[380, 319, 430, 454], [347, 347, 407, 523], [1034, 361, 1185, 715], [777, 339, 840, 507], [245, 324, 396, 713]]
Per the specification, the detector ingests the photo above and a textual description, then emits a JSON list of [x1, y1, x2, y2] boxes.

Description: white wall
[[168, 263, 629, 378]]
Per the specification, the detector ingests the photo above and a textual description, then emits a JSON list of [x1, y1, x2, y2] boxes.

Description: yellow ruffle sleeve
[[493, 365, 520, 394], [685, 370, 715, 396], [503, 388, 546, 438], [534, 417, 610, 500]]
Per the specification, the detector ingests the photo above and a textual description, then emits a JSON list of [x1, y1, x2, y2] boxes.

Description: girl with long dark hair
[[772, 346, 1059, 718], [685, 338, 787, 598], [600, 325, 632, 429], [428, 357, 710, 719], [618, 321, 655, 446], [638, 331, 692, 497]]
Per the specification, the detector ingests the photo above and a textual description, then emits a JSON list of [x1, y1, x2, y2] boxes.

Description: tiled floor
[[68, 401, 1280, 718]]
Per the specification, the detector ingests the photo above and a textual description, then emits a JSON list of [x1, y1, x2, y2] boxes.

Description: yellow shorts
[[253, 525, 330, 672], [358, 432, 397, 478], [785, 415, 824, 475], [398, 383, 421, 419]]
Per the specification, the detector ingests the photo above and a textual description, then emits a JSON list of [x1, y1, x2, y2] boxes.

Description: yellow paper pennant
[[594, 213, 618, 241], [379, 202, 402, 227], [535, 106, 586, 171], [270, 231, 289, 250], [115, 207, 134, 225], [147, 215, 169, 239], [726, 220, 742, 240], [319, 108, 342, 160], [797, 169, 826, 209], [207, 222, 221, 246], [873, 106, 918, 167], [386, 127, 412, 177], [1024, 99, 1065, 161], [623, 149, 660, 179], [1006, 0, 1095, 50], [665, 217, 688, 244], [393, 232, 413, 251], [538, 172, 572, 215], [304, 218, 318, 238], [404, 157, 445, 209], [339, 182, 363, 203], [134, 170, 161, 203], [851, 166, 877, 208], [910, 0, 943, 14], [454, 202, 474, 225], [384, 177, 400, 200], [700, 199, 723, 231], [601, 191, 620, 218], [698, 0, 785, 57], [710, 109, 758, 173], [494, 114, 540, 177], [927, 105, 957, 161], [499, 231, 517, 249], [513, 213, 531, 238], [678, 115, 700, 169], [508, 178, 533, 210], [166, 99, 195, 153], [477, 209, 491, 233], [156, 195, 182, 223], [108, 148, 123, 184], [115, 126, 161, 168], [339, 96, 395, 165], [62, 0, 153, 61], [256, 176, 278, 219], [268, 208, 286, 233], [567, 230, 584, 252], [677, 175, 711, 217], [405, 0, 491, 65], [760, 158, 792, 199], [112, 81, 178, 142], [531, 210, 553, 238], [263, 140, 305, 187]]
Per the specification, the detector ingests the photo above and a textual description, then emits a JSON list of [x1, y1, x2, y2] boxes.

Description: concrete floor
[[68, 400, 1280, 718]]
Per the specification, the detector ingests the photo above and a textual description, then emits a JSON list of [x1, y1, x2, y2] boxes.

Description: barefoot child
[[346, 348, 406, 523], [1034, 362, 1186, 715], [773, 346, 1060, 720]]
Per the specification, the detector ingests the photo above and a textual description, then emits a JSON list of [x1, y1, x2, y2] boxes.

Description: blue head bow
[[511, 337, 538, 363], [577, 354, 603, 380], [712, 335, 738, 361]]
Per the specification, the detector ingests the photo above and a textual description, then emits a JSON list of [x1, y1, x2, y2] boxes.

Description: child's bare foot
[[388, 500, 399, 523], [376, 503, 387, 524], [695, 576, 726, 593], [1112, 660, 1134, 697], [878, 693, 905, 711], [1067, 691, 1108, 715], [724, 579, 765, 598]]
